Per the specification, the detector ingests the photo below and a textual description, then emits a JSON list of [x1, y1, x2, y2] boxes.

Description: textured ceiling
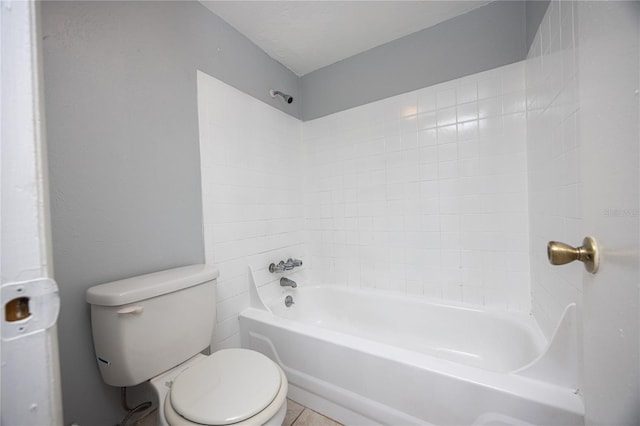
[[200, 1, 491, 76]]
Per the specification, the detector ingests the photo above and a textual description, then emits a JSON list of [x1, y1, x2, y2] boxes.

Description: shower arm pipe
[[269, 89, 293, 104]]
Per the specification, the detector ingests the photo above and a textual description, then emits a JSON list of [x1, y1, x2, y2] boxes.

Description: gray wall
[[41, 1, 298, 425], [300, 1, 528, 120], [526, 0, 550, 52]]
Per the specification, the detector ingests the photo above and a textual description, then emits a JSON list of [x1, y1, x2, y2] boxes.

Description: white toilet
[[86, 264, 287, 426]]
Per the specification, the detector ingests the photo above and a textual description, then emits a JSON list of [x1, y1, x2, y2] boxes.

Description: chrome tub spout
[[280, 277, 297, 288]]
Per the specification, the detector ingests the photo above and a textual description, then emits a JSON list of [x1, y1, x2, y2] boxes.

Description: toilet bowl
[[151, 350, 287, 426]]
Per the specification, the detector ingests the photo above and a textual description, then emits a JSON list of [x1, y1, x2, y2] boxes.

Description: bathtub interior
[[265, 285, 547, 373], [247, 266, 580, 386]]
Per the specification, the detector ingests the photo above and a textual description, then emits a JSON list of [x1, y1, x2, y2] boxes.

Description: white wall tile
[[303, 62, 530, 312], [526, 0, 581, 339], [198, 72, 305, 350], [200, 57, 537, 339]]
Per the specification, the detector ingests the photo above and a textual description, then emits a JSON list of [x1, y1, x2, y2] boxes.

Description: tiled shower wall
[[303, 62, 530, 311], [197, 72, 305, 349], [526, 1, 580, 338], [199, 62, 531, 348]]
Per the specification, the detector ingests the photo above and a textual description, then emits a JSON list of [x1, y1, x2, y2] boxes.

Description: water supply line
[[119, 387, 152, 426]]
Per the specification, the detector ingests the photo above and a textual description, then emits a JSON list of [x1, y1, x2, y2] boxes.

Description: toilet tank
[[86, 264, 219, 387]]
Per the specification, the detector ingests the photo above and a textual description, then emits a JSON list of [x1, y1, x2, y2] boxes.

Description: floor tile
[[284, 399, 305, 426], [131, 398, 343, 426], [292, 408, 343, 426]]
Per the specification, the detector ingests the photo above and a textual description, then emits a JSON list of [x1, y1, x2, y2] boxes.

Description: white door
[[577, 2, 639, 424], [1, 1, 64, 424]]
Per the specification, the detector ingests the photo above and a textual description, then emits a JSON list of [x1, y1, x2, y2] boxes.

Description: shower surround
[[198, 61, 529, 348]]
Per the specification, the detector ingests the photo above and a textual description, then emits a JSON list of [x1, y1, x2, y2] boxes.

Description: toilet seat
[[164, 349, 288, 426]]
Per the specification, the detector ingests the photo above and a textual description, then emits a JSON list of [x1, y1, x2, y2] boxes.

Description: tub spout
[[280, 277, 297, 288]]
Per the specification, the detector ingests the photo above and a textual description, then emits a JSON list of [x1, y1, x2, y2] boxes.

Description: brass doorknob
[[547, 236, 599, 274]]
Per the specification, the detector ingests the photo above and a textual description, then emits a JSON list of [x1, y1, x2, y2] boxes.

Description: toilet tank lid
[[86, 264, 219, 307]]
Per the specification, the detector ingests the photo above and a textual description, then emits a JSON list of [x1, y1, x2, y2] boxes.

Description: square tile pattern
[[198, 61, 531, 350], [526, 0, 581, 339]]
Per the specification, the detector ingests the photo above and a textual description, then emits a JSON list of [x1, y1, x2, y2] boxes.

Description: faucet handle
[[287, 258, 303, 267], [269, 258, 303, 273], [269, 261, 286, 273]]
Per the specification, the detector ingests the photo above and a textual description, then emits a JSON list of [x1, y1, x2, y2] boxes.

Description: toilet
[[86, 264, 287, 426]]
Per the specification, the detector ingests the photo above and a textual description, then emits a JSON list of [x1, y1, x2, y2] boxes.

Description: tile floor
[[133, 398, 342, 426], [284, 399, 343, 426]]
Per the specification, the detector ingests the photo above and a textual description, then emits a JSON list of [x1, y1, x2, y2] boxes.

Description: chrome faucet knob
[[269, 259, 302, 273], [287, 258, 303, 267], [269, 262, 286, 273]]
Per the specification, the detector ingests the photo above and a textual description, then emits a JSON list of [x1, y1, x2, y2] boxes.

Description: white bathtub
[[239, 285, 584, 425]]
